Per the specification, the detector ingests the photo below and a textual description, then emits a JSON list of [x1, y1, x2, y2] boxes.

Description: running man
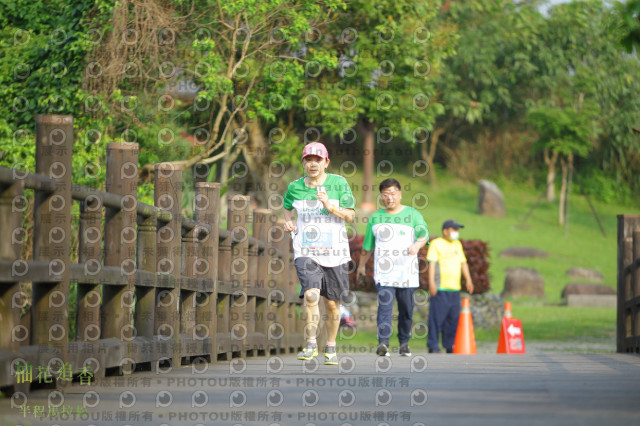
[[283, 142, 355, 365]]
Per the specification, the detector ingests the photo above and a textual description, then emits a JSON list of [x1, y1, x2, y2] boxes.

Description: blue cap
[[442, 219, 464, 230]]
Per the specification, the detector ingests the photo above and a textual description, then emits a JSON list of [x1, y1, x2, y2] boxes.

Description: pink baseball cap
[[302, 142, 329, 160]]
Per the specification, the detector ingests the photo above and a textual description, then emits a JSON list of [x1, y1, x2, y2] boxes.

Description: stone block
[[478, 180, 505, 217], [567, 294, 616, 308], [502, 267, 545, 299]]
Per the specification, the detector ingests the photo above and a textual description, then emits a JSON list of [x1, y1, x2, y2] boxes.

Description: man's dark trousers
[[427, 290, 461, 352], [376, 284, 415, 345]]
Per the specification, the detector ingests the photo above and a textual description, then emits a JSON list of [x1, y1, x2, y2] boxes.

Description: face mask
[[450, 231, 459, 240]]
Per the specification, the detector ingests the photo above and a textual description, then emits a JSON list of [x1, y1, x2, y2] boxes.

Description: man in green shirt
[[283, 142, 356, 365], [357, 178, 429, 357]]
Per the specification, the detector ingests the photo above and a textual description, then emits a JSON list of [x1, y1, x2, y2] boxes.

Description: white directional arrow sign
[[507, 324, 522, 337]]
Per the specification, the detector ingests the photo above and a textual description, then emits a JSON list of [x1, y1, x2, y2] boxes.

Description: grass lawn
[[339, 303, 616, 348], [340, 168, 635, 349], [474, 303, 616, 342]]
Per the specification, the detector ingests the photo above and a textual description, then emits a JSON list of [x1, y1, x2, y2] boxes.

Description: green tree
[[617, 0, 640, 53], [527, 101, 600, 225], [185, 0, 336, 206], [301, 0, 457, 202], [433, 0, 640, 201], [87, 0, 345, 207], [431, 0, 544, 183], [535, 0, 640, 200], [0, 0, 115, 186]]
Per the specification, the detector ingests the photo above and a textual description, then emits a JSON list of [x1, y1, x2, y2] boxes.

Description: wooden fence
[[0, 114, 303, 393], [617, 214, 640, 353]]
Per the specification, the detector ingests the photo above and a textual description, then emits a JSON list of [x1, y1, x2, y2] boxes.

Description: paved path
[[1, 352, 639, 426]]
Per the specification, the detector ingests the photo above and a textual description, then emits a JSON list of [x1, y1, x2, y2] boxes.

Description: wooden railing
[[0, 114, 303, 392], [617, 214, 640, 353]]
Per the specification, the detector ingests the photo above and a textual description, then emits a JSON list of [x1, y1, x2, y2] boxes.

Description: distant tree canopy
[[433, 0, 640, 202], [618, 0, 640, 53], [0, 0, 115, 186], [1, 0, 639, 206]]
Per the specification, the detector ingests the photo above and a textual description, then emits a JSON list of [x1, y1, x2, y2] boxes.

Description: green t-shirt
[[363, 206, 429, 287], [284, 174, 355, 267]]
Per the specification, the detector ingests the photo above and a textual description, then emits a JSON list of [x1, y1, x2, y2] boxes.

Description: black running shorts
[[294, 257, 350, 302]]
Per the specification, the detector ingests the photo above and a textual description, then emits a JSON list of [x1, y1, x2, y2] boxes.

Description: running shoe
[[297, 342, 318, 360], [324, 345, 338, 365], [376, 342, 391, 357], [399, 343, 412, 357]]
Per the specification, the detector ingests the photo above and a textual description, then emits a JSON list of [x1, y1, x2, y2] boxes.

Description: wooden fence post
[[102, 142, 138, 374], [0, 178, 25, 391], [32, 114, 73, 369], [0, 179, 24, 355], [194, 182, 220, 361], [253, 209, 274, 355], [634, 229, 640, 305], [272, 220, 292, 353], [264, 217, 280, 354], [287, 242, 303, 353], [291, 256, 305, 352], [77, 197, 103, 344], [154, 163, 182, 367], [632, 229, 640, 349], [75, 195, 104, 380], [247, 221, 259, 356], [135, 208, 157, 369], [180, 207, 201, 360], [228, 195, 251, 356], [617, 215, 640, 353], [217, 213, 232, 360]]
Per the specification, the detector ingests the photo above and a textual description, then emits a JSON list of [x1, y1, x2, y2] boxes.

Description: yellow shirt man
[[426, 219, 474, 353], [427, 238, 467, 291]]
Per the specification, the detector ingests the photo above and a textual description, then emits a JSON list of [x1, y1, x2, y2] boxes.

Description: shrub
[[459, 239, 491, 293]]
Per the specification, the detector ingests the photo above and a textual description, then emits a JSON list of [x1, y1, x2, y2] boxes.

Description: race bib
[[302, 229, 332, 249]]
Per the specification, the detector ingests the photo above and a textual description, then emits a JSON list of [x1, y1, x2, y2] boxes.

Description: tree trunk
[[243, 118, 276, 208], [420, 127, 444, 185], [543, 148, 558, 202], [218, 120, 242, 222], [361, 119, 375, 212], [558, 156, 568, 225], [564, 153, 573, 236]]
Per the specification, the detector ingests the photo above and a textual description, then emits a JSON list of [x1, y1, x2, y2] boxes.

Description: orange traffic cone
[[453, 298, 477, 354], [503, 301, 512, 319]]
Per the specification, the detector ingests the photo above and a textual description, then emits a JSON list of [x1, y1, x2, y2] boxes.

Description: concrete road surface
[[0, 352, 639, 426]]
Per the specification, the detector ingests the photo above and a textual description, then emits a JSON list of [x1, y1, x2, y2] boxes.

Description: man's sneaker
[[428, 348, 442, 354], [297, 342, 318, 360], [376, 343, 390, 357], [324, 345, 338, 365], [399, 343, 412, 356]]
